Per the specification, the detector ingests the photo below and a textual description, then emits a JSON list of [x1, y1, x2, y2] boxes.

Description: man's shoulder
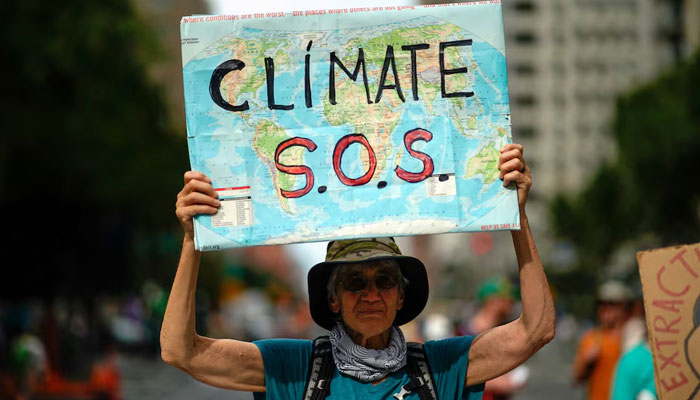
[[253, 338, 314, 362], [254, 338, 313, 348], [424, 335, 477, 348], [423, 335, 476, 366]]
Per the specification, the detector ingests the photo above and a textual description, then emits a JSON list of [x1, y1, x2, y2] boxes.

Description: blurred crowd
[[0, 274, 655, 400], [405, 277, 654, 400], [0, 297, 121, 400], [0, 273, 318, 400], [572, 281, 655, 400]]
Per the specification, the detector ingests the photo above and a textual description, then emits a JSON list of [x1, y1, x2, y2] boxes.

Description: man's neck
[[344, 324, 391, 349]]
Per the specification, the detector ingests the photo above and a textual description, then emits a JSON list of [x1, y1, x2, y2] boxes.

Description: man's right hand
[[165, 171, 265, 392], [175, 171, 220, 241]]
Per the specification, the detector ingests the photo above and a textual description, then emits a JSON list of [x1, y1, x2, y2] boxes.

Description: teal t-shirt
[[253, 336, 484, 400], [611, 343, 657, 400]]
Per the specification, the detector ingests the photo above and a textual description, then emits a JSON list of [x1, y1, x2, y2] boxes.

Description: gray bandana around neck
[[329, 322, 407, 382]]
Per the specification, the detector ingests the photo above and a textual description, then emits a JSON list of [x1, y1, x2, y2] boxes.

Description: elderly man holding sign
[[160, 143, 555, 400]]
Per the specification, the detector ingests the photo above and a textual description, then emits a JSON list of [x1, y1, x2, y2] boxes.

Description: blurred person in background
[[610, 292, 657, 400], [620, 290, 646, 354], [572, 280, 632, 400], [9, 331, 47, 400], [422, 312, 452, 341], [463, 276, 528, 400], [464, 277, 517, 336], [610, 342, 656, 400]]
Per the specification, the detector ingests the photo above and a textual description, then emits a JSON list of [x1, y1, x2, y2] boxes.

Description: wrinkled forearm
[[160, 237, 201, 366], [511, 210, 556, 349]]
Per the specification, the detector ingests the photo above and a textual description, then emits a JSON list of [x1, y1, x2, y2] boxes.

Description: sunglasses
[[340, 272, 399, 293]]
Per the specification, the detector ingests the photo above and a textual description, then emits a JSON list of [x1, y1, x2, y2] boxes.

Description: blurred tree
[[549, 51, 700, 315], [0, 0, 190, 299]]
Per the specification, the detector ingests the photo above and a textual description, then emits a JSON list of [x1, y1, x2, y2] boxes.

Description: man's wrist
[[183, 234, 196, 245], [518, 206, 528, 222], [513, 210, 529, 236]]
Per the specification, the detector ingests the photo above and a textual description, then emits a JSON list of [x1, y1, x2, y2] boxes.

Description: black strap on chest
[[303, 336, 439, 400], [403, 342, 439, 400], [303, 336, 334, 400]]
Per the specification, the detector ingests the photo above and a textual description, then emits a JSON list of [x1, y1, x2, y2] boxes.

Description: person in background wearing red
[[464, 277, 528, 400]]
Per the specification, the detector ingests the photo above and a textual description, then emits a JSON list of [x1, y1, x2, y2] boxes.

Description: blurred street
[[515, 335, 584, 400], [120, 335, 583, 400], [120, 354, 249, 400]]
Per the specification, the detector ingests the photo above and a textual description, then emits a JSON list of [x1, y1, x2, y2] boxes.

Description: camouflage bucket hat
[[307, 237, 429, 330]]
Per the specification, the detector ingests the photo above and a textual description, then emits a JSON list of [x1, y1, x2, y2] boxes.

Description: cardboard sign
[[637, 243, 700, 399]]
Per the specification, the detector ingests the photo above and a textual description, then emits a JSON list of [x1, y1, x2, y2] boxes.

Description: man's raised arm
[[465, 144, 556, 386], [160, 171, 266, 392]]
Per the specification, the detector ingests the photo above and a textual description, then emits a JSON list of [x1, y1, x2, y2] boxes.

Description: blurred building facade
[[502, 0, 696, 213], [413, 0, 700, 287]]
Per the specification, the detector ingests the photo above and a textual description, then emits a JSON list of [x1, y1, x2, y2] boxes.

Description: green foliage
[[0, 0, 189, 298], [614, 55, 700, 242], [550, 51, 700, 291]]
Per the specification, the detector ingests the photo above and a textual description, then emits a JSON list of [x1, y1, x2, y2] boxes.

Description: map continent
[[181, 3, 520, 250]]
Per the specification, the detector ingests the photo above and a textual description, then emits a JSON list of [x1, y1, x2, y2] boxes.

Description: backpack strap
[[303, 336, 334, 400], [304, 337, 439, 400], [396, 342, 439, 400]]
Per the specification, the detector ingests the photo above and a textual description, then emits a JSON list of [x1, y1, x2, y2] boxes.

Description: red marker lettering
[[670, 248, 699, 278], [656, 265, 690, 297], [651, 299, 683, 313], [395, 128, 434, 183], [275, 137, 317, 198], [332, 134, 377, 186], [660, 372, 689, 392], [653, 315, 681, 334], [658, 350, 681, 371]]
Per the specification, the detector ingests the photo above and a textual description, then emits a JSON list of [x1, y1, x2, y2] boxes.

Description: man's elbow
[[160, 336, 192, 369], [540, 322, 555, 346], [161, 346, 185, 367], [538, 312, 556, 345], [526, 315, 556, 351]]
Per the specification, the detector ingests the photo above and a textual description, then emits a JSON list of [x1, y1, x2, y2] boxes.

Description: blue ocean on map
[[181, 2, 520, 249]]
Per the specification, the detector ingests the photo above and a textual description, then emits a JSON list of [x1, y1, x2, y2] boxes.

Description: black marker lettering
[[401, 44, 429, 101], [305, 40, 313, 108], [209, 59, 250, 112], [375, 45, 405, 104], [329, 48, 373, 105], [439, 40, 474, 98], [265, 57, 294, 110]]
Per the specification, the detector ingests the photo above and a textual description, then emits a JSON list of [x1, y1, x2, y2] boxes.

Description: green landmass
[[220, 39, 291, 106], [465, 143, 499, 184], [322, 80, 401, 178], [253, 120, 296, 212], [345, 23, 458, 56]]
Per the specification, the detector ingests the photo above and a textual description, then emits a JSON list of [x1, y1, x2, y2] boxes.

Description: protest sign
[[637, 243, 700, 399], [180, 1, 519, 250]]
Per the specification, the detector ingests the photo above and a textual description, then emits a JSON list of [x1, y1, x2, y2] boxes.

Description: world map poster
[[181, 1, 520, 250]]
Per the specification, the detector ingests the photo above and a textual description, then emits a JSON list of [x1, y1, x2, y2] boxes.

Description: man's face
[[328, 261, 404, 338], [492, 296, 514, 322], [597, 301, 627, 329]]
